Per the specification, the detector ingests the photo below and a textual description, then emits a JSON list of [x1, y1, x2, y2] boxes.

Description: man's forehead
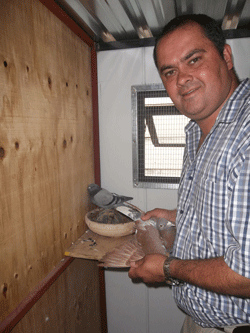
[[156, 23, 212, 60]]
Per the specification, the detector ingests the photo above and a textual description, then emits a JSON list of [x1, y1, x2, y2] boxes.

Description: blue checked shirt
[[172, 78, 250, 327]]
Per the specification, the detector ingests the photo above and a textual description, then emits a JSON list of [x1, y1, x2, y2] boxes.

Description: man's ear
[[223, 44, 234, 70]]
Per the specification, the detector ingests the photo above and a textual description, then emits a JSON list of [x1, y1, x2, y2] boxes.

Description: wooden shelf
[[65, 229, 135, 261]]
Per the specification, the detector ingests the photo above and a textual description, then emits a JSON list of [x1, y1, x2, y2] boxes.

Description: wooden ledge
[[65, 229, 135, 261]]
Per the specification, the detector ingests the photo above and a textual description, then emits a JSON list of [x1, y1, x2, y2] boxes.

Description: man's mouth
[[181, 87, 200, 97]]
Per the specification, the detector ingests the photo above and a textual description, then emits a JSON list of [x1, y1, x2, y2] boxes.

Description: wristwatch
[[163, 256, 183, 286]]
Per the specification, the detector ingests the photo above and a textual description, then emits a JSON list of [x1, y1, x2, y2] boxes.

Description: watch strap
[[163, 256, 183, 286]]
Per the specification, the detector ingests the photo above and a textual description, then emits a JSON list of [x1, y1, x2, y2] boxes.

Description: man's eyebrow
[[159, 64, 173, 73], [159, 48, 206, 74], [182, 48, 206, 61]]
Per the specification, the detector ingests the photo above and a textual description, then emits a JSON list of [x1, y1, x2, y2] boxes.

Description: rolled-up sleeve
[[225, 146, 250, 278]]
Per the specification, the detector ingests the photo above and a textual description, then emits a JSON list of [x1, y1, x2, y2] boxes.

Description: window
[[132, 84, 189, 189]]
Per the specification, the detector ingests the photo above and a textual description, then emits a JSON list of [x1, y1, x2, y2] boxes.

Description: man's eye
[[165, 70, 175, 77], [190, 57, 200, 64]]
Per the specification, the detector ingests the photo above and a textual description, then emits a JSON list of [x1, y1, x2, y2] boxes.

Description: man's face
[[156, 23, 235, 125]]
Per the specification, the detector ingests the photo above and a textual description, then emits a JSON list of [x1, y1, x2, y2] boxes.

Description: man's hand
[[128, 254, 167, 283], [127, 208, 176, 284], [141, 208, 177, 224]]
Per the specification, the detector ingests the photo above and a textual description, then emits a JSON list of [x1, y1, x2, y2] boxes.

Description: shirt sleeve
[[225, 145, 250, 278]]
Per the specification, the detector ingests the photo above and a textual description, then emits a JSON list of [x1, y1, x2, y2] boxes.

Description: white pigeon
[[87, 183, 133, 209]]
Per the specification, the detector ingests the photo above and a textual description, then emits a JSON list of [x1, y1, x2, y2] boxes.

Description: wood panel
[[11, 259, 101, 333], [0, 0, 95, 321]]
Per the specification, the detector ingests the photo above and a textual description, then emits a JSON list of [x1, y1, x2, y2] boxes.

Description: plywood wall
[[11, 259, 101, 333], [0, 0, 96, 321]]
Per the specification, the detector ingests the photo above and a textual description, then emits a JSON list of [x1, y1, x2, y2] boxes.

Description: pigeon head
[[87, 183, 100, 196]]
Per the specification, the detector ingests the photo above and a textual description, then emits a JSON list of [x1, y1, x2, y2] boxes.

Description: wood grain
[[65, 230, 135, 261], [0, 0, 95, 321], [10, 259, 101, 333]]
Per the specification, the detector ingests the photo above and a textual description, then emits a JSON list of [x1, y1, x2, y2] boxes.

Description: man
[[128, 14, 250, 332]]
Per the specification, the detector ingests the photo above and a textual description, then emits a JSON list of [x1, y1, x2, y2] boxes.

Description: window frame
[[132, 83, 186, 189]]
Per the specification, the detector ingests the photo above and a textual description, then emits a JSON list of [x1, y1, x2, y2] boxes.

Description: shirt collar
[[216, 78, 250, 124], [184, 78, 250, 134]]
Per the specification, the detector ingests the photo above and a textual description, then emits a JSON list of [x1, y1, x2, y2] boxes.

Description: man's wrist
[[163, 256, 183, 286]]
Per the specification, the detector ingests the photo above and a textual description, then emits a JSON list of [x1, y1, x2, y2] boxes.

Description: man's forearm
[[170, 256, 250, 297]]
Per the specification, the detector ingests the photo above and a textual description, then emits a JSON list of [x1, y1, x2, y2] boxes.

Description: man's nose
[[177, 70, 192, 86]]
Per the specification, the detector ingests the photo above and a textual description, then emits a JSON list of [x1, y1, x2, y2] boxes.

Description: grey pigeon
[[87, 183, 133, 209]]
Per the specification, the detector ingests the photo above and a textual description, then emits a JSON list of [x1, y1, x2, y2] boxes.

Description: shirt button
[[189, 176, 193, 180], [180, 210, 184, 214]]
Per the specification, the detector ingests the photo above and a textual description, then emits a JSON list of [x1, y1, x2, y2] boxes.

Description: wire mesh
[[132, 85, 189, 189]]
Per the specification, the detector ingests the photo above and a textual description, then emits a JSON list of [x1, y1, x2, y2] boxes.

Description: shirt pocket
[[195, 175, 228, 255]]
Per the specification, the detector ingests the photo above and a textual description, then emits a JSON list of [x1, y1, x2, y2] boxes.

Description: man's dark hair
[[153, 14, 226, 68]]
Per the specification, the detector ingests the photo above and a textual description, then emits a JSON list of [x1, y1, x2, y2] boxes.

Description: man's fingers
[[128, 258, 144, 278]]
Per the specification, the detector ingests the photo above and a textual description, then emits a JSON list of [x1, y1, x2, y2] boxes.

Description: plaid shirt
[[172, 78, 250, 327]]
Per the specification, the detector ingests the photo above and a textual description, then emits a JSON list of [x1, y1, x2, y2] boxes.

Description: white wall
[[97, 46, 183, 333], [97, 38, 250, 333], [227, 38, 250, 79]]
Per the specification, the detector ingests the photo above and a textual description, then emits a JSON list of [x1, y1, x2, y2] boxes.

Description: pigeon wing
[[99, 239, 144, 267], [111, 194, 133, 207]]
